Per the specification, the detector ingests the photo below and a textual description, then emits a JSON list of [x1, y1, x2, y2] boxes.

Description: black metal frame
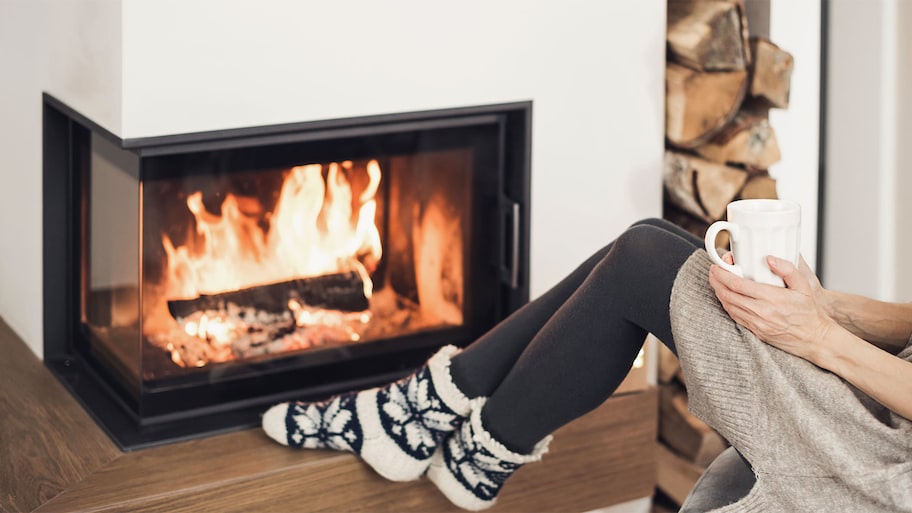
[[43, 94, 532, 450], [816, 0, 829, 277]]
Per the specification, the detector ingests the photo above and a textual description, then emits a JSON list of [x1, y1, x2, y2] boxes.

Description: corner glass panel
[[82, 133, 141, 393]]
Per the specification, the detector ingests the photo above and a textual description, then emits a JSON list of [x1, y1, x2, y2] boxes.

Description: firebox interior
[[44, 95, 531, 449]]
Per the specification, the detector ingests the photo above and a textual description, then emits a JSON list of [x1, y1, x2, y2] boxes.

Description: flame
[[162, 160, 383, 300], [147, 156, 465, 370]]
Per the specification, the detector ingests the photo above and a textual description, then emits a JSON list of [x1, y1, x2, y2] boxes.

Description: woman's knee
[[614, 223, 680, 262], [629, 218, 670, 231], [627, 218, 702, 249]]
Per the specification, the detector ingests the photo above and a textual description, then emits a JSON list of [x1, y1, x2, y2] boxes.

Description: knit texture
[[427, 397, 552, 511], [262, 345, 471, 482], [670, 250, 912, 512]]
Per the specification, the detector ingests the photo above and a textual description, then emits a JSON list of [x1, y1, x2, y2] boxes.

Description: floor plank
[[75, 392, 656, 513], [0, 318, 122, 513], [2, 315, 657, 512]]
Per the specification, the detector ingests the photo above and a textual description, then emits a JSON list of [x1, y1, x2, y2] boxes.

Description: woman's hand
[[710, 253, 912, 421], [795, 255, 834, 316], [708, 253, 837, 364]]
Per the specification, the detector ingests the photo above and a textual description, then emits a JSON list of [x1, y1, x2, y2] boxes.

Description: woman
[[262, 218, 912, 511]]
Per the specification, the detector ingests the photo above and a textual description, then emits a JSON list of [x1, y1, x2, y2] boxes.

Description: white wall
[[1, 0, 666, 357], [824, 0, 909, 300], [0, 0, 122, 357], [896, 0, 912, 298], [770, 0, 821, 270]]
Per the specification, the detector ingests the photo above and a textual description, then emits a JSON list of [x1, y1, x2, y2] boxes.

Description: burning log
[[167, 271, 370, 320]]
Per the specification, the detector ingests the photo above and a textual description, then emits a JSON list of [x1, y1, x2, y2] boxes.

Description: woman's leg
[[262, 220, 695, 481], [428, 223, 701, 509], [450, 217, 701, 397], [479, 223, 698, 452]]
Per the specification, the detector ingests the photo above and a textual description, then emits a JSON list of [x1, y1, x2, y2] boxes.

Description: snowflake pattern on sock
[[285, 393, 363, 453], [377, 367, 462, 460], [440, 419, 522, 502]]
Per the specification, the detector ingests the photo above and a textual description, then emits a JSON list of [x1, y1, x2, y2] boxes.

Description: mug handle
[[704, 221, 743, 277]]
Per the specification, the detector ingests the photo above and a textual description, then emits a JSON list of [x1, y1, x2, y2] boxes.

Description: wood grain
[[2, 315, 657, 513], [0, 317, 121, 513], [81, 391, 657, 513], [656, 443, 704, 506], [658, 385, 727, 467]]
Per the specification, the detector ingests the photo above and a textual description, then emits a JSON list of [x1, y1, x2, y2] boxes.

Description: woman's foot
[[427, 398, 552, 510], [262, 345, 471, 481]]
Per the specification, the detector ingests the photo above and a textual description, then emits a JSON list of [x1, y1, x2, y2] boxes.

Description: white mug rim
[[727, 199, 800, 224]]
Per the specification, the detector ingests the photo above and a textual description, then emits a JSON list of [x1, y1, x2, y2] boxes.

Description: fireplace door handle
[[501, 200, 521, 289]]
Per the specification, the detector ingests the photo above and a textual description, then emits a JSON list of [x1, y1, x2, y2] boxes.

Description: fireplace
[[43, 94, 531, 450]]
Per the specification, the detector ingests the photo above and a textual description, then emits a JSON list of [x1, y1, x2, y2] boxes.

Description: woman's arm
[[708, 256, 912, 421], [818, 323, 912, 421], [790, 255, 912, 354], [819, 288, 912, 354]]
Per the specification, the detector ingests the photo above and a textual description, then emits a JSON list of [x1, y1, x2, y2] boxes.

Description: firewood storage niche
[[43, 96, 531, 449]]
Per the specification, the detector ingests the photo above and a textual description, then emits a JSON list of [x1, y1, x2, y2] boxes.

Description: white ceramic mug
[[704, 199, 801, 287]]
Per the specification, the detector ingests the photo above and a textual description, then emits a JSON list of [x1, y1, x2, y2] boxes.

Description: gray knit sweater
[[670, 250, 912, 512]]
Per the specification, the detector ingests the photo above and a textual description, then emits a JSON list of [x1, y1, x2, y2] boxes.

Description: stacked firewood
[[658, 0, 794, 507], [663, 0, 794, 242]]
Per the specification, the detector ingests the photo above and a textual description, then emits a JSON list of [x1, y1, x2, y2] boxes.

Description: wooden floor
[[0, 317, 658, 513]]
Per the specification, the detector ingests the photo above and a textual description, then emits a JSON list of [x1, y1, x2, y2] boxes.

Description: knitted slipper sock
[[262, 345, 471, 481], [426, 398, 552, 510]]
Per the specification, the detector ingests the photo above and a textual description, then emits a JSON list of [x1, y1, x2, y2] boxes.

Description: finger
[[710, 271, 769, 321], [718, 300, 761, 334], [709, 263, 764, 299], [722, 252, 734, 265], [708, 265, 737, 298], [725, 297, 782, 337], [767, 256, 809, 292]]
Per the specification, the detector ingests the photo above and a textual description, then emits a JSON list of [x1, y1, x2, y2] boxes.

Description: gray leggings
[[449, 218, 701, 453]]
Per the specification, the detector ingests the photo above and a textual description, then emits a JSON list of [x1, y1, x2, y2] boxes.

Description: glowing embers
[[152, 160, 381, 367], [171, 301, 371, 366], [146, 156, 466, 369]]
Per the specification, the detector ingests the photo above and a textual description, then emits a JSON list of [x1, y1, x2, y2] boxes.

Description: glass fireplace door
[[138, 146, 475, 382], [45, 94, 530, 449]]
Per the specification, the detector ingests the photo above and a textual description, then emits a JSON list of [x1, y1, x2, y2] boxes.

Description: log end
[[666, 64, 749, 148]]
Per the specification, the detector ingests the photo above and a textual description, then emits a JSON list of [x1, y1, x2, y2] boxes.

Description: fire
[[163, 160, 382, 300], [159, 160, 382, 366], [145, 155, 466, 371]]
